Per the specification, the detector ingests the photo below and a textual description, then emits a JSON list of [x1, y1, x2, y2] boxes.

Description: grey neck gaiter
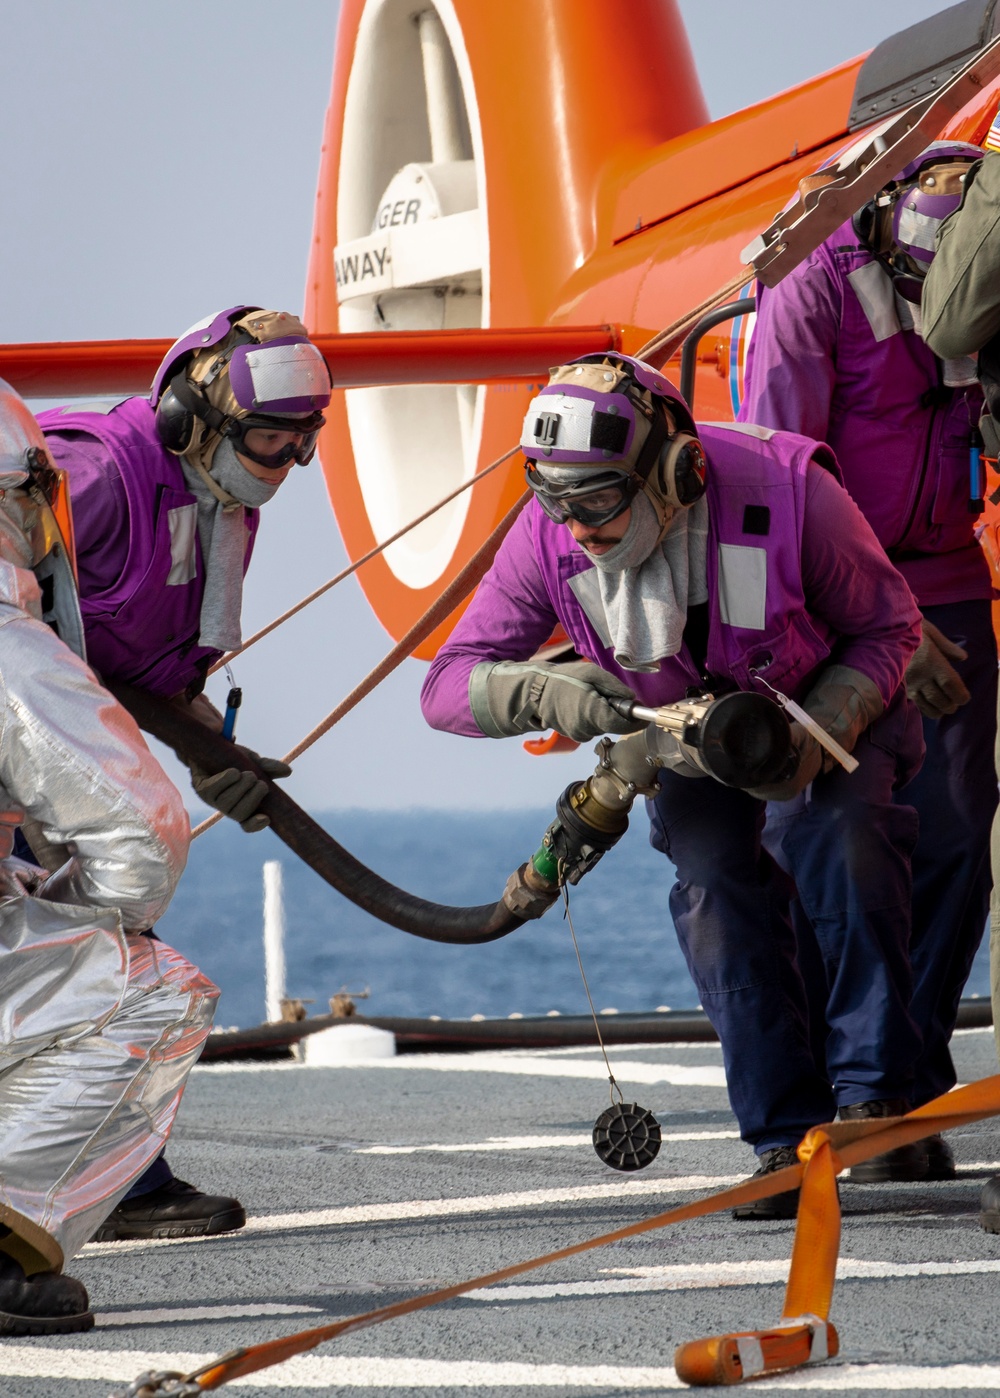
[[588, 491, 708, 672], [180, 439, 280, 653]]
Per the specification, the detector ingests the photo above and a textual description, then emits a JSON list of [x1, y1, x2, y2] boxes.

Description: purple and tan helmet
[[150, 306, 331, 414], [883, 141, 984, 278], [890, 141, 984, 276], [151, 307, 332, 467]]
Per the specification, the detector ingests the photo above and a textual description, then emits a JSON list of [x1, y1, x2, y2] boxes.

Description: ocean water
[[156, 808, 993, 1032]]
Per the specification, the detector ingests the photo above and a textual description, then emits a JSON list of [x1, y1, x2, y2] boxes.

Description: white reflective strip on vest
[[568, 567, 612, 647], [847, 261, 901, 342], [166, 503, 198, 586], [701, 421, 776, 440], [717, 544, 767, 631], [245, 342, 329, 406]]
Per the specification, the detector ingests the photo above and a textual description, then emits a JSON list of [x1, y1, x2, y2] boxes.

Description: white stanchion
[[263, 860, 287, 1024]]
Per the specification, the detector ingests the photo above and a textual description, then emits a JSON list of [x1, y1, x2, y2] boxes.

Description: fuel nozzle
[[608, 690, 793, 788], [501, 691, 794, 921]]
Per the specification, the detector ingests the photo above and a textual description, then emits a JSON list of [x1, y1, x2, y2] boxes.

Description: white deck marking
[[98, 1301, 323, 1327], [335, 1053, 728, 1086], [0, 1348, 690, 1388], [12, 1349, 1000, 1390], [197, 1054, 727, 1086], [464, 1256, 1000, 1300], [357, 1129, 738, 1154], [81, 1172, 742, 1257]]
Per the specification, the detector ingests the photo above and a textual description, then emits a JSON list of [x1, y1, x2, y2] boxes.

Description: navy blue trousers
[[778, 603, 997, 1108], [901, 599, 997, 1105], [652, 690, 924, 1152]]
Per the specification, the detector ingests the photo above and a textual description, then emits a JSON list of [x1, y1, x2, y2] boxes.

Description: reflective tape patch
[[735, 1336, 765, 1378], [246, 342, 329, 407], [166, 503, 198, 585], [896, 204, 943, 254], [717, 544, 766, 631], [847, 261, 900, 342], [522, 394, 596, 455]]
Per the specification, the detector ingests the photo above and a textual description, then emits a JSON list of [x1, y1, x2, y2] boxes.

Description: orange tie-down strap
[[124, 1075, 1000, 1395]]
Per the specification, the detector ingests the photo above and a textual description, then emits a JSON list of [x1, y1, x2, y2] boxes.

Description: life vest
[[38, 397, 259, 696]]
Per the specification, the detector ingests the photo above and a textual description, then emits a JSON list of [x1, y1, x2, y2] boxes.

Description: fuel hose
[[109, 681, 526, 946]]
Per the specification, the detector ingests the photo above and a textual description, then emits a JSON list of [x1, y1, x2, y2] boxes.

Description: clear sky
[[0, 0, 959, 812]]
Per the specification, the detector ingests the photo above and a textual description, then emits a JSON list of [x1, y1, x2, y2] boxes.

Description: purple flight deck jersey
[[39, 396, 260, 697], [421, 423, 921, 737], [739, 219, 989, 608]]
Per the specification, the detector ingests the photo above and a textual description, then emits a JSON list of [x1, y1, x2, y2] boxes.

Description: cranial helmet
[[855, 141, 983, 285], [520, 353, 706, 534], [153, 306, 333, 472]]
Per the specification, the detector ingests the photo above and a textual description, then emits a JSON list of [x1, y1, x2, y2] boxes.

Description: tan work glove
[[748, 665, 883, 802], [173, 693, 291, 832], [189, 749, 292, 832], [905, 617, 970, 719]]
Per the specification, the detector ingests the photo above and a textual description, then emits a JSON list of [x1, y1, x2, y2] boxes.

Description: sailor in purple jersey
[[34, 307, 332, 1243], [739, 142, 997, 1170], [422, 353, 924, 1217]]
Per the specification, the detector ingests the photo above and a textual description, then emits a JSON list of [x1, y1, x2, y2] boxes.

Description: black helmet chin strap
[[166, 374, 242, 508], [168, 372, 232, 438]]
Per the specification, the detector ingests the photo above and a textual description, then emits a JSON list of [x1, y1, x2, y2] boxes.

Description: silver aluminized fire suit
[[0, 383, 217, 1277]]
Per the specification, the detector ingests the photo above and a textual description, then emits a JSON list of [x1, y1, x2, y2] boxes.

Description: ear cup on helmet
[[657, 432, 707, 509], [154, 388, 199, 456]]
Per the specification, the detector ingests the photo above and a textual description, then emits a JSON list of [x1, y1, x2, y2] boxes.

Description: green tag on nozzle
[[531, 842, 559, 885]]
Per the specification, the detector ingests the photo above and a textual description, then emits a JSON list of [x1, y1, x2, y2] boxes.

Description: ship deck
[[8, 1027, 1000, 1397]]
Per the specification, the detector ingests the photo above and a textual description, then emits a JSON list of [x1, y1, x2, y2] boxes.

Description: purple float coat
[[38, 397, 260, 697], [421, 423, 921, 736], [738, 217, 989, 608]]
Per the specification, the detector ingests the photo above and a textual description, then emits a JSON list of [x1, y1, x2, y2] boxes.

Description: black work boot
[[0, 1251, 93, 1336], [92, 1179, 246, 1242], [732, 1145, 800, 1220], [840, 1098, 928, 1182], [922, 1132, 956, 1181]]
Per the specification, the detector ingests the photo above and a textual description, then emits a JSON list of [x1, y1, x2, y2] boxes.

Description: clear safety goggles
[[526, 464, 639, 527], [226, 410, 326, 469]]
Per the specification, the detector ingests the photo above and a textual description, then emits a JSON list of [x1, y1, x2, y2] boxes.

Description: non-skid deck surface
[[7, 1030, 1000, 1397]]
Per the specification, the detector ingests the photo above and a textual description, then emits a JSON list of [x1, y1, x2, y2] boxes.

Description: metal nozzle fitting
[[501, 861, 561, 919]]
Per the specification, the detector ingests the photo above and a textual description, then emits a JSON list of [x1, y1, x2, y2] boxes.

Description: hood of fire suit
[[0, 379, 85, 655]]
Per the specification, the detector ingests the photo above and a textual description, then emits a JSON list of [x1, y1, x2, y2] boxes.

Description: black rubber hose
[[110, 682, 527, 945]]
